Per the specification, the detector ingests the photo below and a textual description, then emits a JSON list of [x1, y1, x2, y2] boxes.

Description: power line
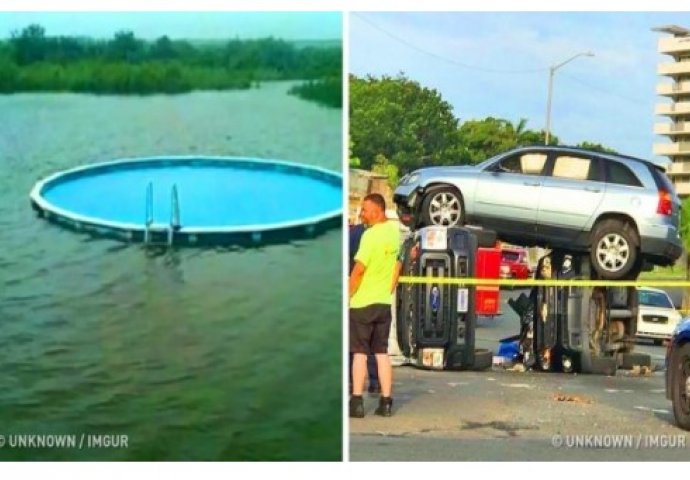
[[560, 72, 649, 107], [352, 13, 548, 75], [354, 13, 652, 109]]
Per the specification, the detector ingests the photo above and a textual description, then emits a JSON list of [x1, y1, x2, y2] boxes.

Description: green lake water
[[0, 82, 343, 460]]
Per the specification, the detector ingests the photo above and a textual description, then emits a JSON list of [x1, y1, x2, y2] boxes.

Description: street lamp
[[544, 51, 594, 145]]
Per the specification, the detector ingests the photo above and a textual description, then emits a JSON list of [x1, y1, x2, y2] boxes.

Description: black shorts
[[349, 303, 392, 354]]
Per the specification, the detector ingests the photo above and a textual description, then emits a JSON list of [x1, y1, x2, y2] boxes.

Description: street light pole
[[544, 51, 594, 145]]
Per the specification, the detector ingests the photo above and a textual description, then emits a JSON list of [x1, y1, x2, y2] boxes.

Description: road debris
[[552, 393, 592, 404], [628, 365, 653, 376]]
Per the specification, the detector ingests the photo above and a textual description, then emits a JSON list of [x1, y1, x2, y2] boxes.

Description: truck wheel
[[590, 219, 640, 280], [671, 343, 690, 430], [420, 187, 464, 227]]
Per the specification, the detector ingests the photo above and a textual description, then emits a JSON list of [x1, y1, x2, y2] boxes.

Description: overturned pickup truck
[[506, 252, 650, 375]]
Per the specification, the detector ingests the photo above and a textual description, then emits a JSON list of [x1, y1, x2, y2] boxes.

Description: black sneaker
[[374, 396, 393, 417], [349, 395, 365, 418]]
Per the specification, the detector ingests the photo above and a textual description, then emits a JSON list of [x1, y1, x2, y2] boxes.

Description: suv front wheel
[[420, 187, 464, 227], [671, 343, 690, 430], [590, 219, 640, 280]]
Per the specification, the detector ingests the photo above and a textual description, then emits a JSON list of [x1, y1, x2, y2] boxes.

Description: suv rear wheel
[[590, 219, 640, 280], [420, 187, 463, 227]]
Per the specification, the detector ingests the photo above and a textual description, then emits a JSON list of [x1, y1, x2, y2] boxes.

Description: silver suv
[[394, 146, 682, 280]]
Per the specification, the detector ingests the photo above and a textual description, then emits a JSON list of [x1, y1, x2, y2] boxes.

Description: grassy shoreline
[[288, 77, 341, 108], [0, 26, 342, 106], [0, 61, 342, 107]]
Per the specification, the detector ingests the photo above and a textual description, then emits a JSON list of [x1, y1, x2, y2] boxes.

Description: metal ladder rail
[[168, 184, 180, 247], [144, 181, 153, 244]]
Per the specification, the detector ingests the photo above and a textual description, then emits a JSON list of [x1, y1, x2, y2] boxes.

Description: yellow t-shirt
[[350, 220, 400, 308]]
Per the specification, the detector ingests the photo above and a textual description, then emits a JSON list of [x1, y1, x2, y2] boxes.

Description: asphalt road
[[350, 289, 687, 461]]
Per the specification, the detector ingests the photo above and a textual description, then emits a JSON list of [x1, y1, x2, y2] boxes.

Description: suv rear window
[[648, 164, 675, 193], [606, 161, 642, 187]]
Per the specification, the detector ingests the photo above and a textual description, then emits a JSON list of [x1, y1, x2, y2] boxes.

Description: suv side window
[[489, 153, 547, 176], [551, 155, 601, 181], [606, 161, 643, 187]]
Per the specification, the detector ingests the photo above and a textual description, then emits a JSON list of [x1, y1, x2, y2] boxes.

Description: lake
[[0, 82, 343, 460]]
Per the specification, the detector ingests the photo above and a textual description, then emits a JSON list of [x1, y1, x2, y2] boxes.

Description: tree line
[[349, 74, 616, 184], [0, 24, 341, 106]]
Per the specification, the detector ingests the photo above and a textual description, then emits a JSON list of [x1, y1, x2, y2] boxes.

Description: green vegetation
[[678, 196, 690, 308], [349, 73, 617, 179], [458, 117, 555, 165], [288, 77, 342, 108], [349, 74, 463, 173], [679, 196, 690, 274], [575, 141, 617, 154], [638, 265, 686, 281], [0, 24, 342, 106]]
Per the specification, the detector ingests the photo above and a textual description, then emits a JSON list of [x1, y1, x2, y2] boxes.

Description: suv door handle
[[523, 182, 540, 187], [584, 187, 601, 193]]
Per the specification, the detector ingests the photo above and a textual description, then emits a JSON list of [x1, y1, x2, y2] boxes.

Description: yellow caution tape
[[398, 276, 690, 288]]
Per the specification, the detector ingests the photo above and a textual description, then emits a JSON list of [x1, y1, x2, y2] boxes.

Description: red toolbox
[[476, 247, 501, 316]]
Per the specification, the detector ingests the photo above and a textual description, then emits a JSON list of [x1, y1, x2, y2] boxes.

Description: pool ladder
[[144, 182, 180, 247]]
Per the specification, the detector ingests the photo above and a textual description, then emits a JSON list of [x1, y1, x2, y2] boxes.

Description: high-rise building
[[653, 25, 690, 198]]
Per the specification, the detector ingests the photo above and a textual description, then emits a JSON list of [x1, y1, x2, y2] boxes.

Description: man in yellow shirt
[[349, 194, 400, 418]]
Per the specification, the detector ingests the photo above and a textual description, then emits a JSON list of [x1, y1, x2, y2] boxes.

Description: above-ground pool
[[30, 156, 342, 246]]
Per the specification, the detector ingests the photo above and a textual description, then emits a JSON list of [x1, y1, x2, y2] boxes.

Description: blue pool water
[[41, 163, 341, 228]]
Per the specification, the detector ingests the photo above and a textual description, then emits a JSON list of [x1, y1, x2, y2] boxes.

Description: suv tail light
[[657, 190, 673, 216]]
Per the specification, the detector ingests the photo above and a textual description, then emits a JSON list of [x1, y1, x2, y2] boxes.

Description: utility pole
[[545, 51, 594, 145]]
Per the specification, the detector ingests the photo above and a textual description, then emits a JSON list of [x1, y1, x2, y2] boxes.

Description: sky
[[0, 11, 342, 41], [349, 12, 690, 165]]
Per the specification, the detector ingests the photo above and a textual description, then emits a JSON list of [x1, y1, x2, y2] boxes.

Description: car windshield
[[638, 290, 673, 308]]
